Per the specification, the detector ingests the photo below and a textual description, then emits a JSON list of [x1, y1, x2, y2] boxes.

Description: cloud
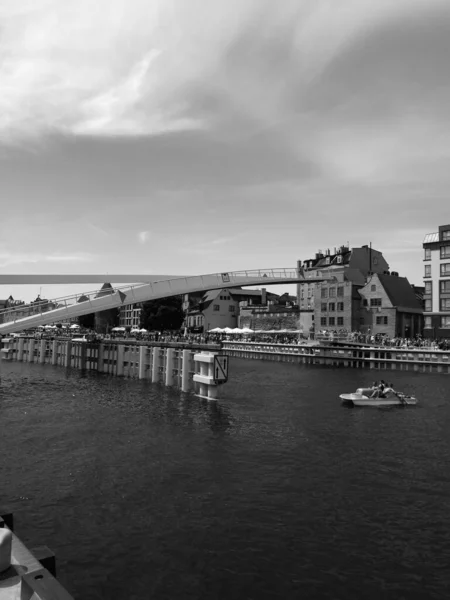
[[138, 231, 150, 243], [1, 0, 447, 147]]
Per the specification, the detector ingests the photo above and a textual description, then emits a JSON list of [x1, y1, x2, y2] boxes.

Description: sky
[[1, 0, 450, 302]]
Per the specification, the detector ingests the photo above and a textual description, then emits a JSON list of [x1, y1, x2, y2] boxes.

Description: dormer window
[[325, 257, 330, 264], [336, 256, 342, 264]]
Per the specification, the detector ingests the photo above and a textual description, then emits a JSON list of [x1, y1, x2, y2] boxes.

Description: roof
[[423, 232, 438, 243], [344, 269, 366, 285], [377, 274, 423, 312]]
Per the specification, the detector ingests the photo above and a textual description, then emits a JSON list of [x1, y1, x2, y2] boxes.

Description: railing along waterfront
[[222, 341, 450, 373]]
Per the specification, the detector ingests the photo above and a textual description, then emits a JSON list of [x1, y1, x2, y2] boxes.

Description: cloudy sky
[[1, 0, 449, 302]]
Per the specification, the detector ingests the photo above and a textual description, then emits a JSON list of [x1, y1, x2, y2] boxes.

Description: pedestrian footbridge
[[0, 268, 336, 334]]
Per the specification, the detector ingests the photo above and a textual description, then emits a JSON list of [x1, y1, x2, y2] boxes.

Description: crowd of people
[[316, 329, 450, 351], [5, 326, 450, 352]]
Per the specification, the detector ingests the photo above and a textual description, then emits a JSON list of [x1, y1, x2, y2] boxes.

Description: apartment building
[[297, 245, 390, 333], [423, 224, 450, 339]]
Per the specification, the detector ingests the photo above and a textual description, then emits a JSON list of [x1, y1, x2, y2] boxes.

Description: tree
[[140, 296, 184, 332]]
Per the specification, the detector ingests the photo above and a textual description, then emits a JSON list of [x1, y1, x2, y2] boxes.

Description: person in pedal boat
[[370, 380, 386, 398]]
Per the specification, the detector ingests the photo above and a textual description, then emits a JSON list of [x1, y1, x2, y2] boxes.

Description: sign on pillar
[[213, 355, 229, 383]]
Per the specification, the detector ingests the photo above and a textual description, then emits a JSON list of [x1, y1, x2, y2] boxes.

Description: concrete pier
[[222, 341, 450, 374], [0, 337, 226, 396]]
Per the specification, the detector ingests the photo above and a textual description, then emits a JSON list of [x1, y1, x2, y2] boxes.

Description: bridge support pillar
[[165, 348, 174, 386], [181, 350, 191, 392], [39, 339, 46, 364], [193, 352, 218, 400], [28, 339, 35, 363], [152, 347, 161, 383], [64, 340, 72, 368], [138, 346, 146, 379], [51, 340, 58, 365], [18, 338, 24, 361], [97, 343, 104, 373], [116, 344, 124, 376]]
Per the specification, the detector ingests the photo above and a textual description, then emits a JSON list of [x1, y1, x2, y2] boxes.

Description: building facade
[[297, 245, 390, 334], [423, 224, 450, 339], [119, 304, 142, 329], [183, 288, 278, 332], [358, 273, 423, 338]]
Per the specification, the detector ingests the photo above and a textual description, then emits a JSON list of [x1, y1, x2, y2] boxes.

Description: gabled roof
[[344, 268, 366, 285], [377, 274, 423, 313]]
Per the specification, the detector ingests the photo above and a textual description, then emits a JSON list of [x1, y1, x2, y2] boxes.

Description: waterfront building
[[297, 245, 390, 334], [423, 224, 450, 339], [183, 288, 278, 333], [239, 301, 299, 332], [358, 273, 423, 337], [119, 303, 142, 329]]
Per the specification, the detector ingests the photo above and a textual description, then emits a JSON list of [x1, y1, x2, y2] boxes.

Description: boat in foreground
[[340, 387, 417, 407]]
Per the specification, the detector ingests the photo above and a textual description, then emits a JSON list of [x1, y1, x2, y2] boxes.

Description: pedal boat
[[340, 388, 417, 407]]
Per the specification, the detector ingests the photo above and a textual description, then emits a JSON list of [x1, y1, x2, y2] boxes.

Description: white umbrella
[[130, 328, 140, 333], [140, 328, 148, 333], [208, 327, 223, 333], [230, 328, 242, 333], [112, 327, 125, 332], [222, 327, 233, 334], [70, 324, 80, 329], [241, 327, 254, 333]]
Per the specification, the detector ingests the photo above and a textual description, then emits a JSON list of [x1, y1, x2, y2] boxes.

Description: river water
[[2, 358, 450, 600]]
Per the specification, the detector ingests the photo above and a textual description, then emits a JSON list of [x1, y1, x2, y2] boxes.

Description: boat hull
[[340, 393, 417, 407]]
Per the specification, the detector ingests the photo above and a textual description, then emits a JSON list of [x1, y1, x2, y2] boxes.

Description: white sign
[[214, 355, 229, 382]]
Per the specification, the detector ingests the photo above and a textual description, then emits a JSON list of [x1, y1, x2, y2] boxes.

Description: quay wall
[[0, 337, 223, 395], [222, 341, 450, 374]]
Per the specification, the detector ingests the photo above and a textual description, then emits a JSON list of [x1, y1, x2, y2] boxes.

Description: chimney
[[261, 288, 267, 305]]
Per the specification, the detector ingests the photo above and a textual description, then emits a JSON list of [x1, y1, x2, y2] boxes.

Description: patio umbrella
[[222, 327, 233, 334], [130, 328, 140, 333], [230, 328, 242, 333], [112, 327, 125, 332], [241, 327, 254, 333], [70, 324, 80, 329], [208, 327, 223, 333], [140, 328, 148, 333]]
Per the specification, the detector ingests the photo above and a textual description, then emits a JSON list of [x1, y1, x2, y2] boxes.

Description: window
[[337, 287, 344, 296], [376, 316, 388, 325], [371, 284, 376, 291], [424, 248, 431, 260], [336, 255, 343, 264], [441, 246, 450, 259], [363, 299, 368, 306], [425, 281, 432, 294], [440, 263, 450, 276], [321, 303, 327, 312], [213, 305, 220, 311], [424, 299, 432, 312], [229, 305, 235, 312], [337, 302, 344, 311], [321, 288, 328, 298], [441, 281, 450, 293], [424, 265, 431, 277], [328, 303, 335, 312], [443, 231, 450, 241], [328, 317, 335, 326], [329, 288, 336, 297], [337, 317, 344, 326], [320, 317, 326, 326], [370, 298, 382, 307], [424, 316, 432, 328], [440, 298, 450, 311], [441, 316, 450, 328]]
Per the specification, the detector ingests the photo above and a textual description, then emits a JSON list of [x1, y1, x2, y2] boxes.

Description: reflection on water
[[2, 359, 450, 599]]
